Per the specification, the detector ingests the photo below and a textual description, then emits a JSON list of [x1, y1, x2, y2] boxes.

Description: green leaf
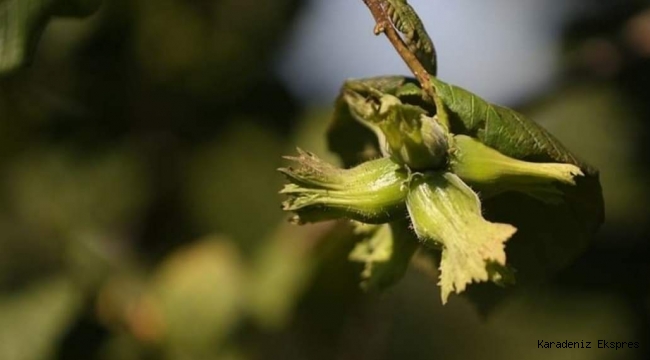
[[429, 76, 596, 174], [482, 177, 603, 284], [247, 221, 333, 330], [151, 238, 244, 355], [0, 0, 101, 75], [348, 220, 419, 292], [385, 0, 437, 76], [427, 75, 604, 283], [327, 75, 605, 291], [0, 278, 82, 360]]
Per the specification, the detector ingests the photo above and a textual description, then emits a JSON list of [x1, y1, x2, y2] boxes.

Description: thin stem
[[362, 0, 433, 99]]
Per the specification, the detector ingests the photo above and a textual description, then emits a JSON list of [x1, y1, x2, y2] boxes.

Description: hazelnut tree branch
[[362, 0, 434, 98]]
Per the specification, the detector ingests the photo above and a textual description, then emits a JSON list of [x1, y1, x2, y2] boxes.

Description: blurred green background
[[1, 0, 649, 359]]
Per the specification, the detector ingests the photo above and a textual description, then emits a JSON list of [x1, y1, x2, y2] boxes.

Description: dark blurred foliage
[[0, 1, 649, 360]]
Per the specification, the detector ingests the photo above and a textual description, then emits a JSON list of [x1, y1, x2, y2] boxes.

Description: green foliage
[[348, 220, 419, 291], [385, 0, 437, 75], [151, 238, 244, 358], [0, 278, 81, 360], [1, 0, 634, 357], [0, 0, 101, 74], [281, 73, 603, 302], [429, 76, 597, 174], [426, 76, 604, 284], [0, 0, 310, 358]]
